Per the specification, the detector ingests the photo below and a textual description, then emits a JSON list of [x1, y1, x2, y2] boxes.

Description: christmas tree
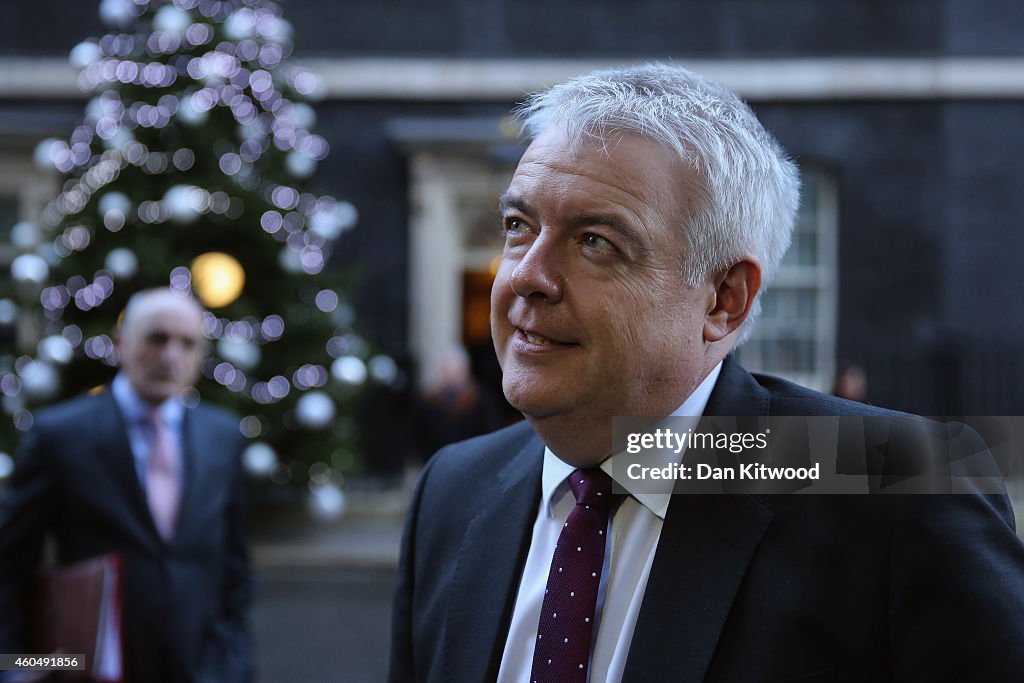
[[1, 0, 385, 511]]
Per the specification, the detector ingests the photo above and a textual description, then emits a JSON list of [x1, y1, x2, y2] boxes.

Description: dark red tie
[[530, 468, 620, 683]]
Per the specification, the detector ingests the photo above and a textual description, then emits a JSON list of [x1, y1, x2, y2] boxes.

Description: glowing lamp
[[191, 252, 245, 308]]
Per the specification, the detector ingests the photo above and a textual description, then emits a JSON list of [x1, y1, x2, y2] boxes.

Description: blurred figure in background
[[415, 345, 503, 460], [832, 360, 869, 402], [360, 352, 419, 488], [0, 288, 251, 683]]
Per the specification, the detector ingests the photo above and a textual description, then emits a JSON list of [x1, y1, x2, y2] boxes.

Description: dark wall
[[0, 2, 103, 56], [7, 1, 1024, 58], [758, 102, 947, 340], [285, 0, 942, 58], [759, 100, 1024, 413], [944, 0, 1024, 55]]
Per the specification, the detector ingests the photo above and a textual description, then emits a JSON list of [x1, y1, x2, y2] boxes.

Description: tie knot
[[145, 409, 165, 429], [568, 468, 616, 509]]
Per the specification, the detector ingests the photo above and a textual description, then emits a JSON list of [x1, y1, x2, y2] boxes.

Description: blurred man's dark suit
[[0, 389, 251, 683], [390, 357, 1024, 682]]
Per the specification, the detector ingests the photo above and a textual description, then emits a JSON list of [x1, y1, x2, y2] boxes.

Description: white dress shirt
[[111, 373, 185, 488], [497, 362, 723, 683]]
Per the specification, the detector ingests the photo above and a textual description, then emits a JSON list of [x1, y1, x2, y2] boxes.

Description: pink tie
[[146, 410, 181, 540]]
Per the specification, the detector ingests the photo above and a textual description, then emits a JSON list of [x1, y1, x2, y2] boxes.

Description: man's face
[[491, 127, 717, 435], [116, 297, 205, 404]]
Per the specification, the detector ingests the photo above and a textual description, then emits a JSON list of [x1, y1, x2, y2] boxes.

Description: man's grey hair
[[514, 62, 800, 343]]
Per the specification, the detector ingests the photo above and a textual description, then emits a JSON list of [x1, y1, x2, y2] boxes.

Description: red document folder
[[32, 554, 124, 683]]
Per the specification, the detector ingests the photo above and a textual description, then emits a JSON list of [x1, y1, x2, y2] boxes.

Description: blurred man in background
[[0, 288, 251, 683]]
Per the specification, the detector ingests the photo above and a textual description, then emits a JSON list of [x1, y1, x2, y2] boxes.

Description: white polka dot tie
[[530, 468, 620, 683]]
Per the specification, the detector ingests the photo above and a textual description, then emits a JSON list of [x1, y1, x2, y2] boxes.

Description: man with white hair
[[389, 64, 1024, 682], [0, 288, 251, 683]]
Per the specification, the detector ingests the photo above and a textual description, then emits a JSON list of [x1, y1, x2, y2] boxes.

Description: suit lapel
[[94, 391, 156, 537], [444, 432, 543, 682], [173, 406, 210, 546], [623, 494, 772, 683], [704, 356, 772, 418], [98, 391, 208, 546], [623, 357, 775, 683]]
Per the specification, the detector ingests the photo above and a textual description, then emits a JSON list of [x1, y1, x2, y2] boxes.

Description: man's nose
[[161, 341, 184, 364], [508, 232, 564, 303]]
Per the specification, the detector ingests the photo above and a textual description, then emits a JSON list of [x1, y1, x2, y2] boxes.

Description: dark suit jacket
[[390, 357, 1024, 682], [0, 390, 251, 683]]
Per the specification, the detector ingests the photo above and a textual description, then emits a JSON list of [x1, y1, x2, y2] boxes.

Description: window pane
[[797, 289, 816, 320], [760, 290, 779, 319], [735, 166, 836, 391], [795, 232, 817, 265], [761, 337, 815, 374]]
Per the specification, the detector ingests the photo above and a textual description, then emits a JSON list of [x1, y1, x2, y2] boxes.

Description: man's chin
[[138, 382, 181, 404], [503, 389, 572, 423], [501, 364, 589, 418]]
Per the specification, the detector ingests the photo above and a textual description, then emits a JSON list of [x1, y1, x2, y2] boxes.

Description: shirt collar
[[541, 361, 723, 520], [111, 373, 185, 429]]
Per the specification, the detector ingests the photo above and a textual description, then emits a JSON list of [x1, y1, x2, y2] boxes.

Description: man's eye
[[502, 218, 534, 241], [582, 233, 615, 253]]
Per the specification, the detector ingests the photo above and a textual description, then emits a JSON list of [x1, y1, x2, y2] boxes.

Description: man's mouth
[[516, 328, 576, 346], [524, 331, 556, 345]]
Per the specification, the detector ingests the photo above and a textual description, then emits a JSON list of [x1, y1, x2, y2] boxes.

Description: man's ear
[[704, 259, 762, 343]]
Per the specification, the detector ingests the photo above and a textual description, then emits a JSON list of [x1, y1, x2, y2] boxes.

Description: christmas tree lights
[[0, 0, 387, 511]]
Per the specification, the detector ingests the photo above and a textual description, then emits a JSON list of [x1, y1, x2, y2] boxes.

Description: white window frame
[[407, 150, 512, 387], [734, 167, 839, 391]]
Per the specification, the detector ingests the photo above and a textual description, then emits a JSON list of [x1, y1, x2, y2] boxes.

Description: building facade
[[2, 0, 1024, 415]]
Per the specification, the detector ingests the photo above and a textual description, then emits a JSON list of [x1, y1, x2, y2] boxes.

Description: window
[[733, 167, 838, 391]]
